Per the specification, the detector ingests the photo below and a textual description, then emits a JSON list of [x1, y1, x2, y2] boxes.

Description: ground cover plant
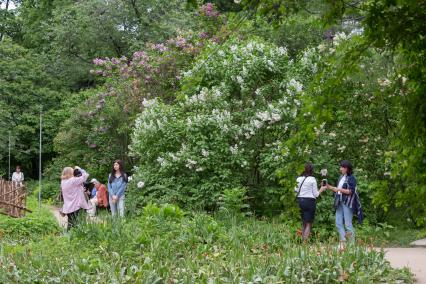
[[0, 204, 412, 283], [0, 195, 60, 244]]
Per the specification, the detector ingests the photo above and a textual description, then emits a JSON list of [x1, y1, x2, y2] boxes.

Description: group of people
[[60, 159, 128, 230], [295, 160, 363, 246], [14, 157, 361, 243]]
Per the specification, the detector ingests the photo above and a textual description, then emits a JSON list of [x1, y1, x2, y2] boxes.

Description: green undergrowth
[[0, 204, 412, 283], [0, 195, 60, 244]]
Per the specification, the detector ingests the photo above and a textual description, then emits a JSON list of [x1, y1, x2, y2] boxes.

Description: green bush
[[0, 196, 60, 243], [29, 180, 60, 203]]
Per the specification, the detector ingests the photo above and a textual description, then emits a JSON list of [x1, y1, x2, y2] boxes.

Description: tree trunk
[[0, 0, 11, 41]]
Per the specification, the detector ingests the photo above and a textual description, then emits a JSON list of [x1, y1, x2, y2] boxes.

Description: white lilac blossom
[[287, 79, 303, 94], [333, 32, 349, 46], [201, 149, 209, 157], [157, 157, 167, 167], [186, 159, 197, 169], [378, 78, 391, 87], [236, 76, 244, 85], [246, 42, 254, 52], [320, 169, 328, 177], [278, 46, 287, 56], [137, 181, 145, 188], [168, 152, 178, 161], [142, 98, 157, 108], [253, 119, 263, 129], [230, 144, 238, 155], [337, 144, 347, 152]]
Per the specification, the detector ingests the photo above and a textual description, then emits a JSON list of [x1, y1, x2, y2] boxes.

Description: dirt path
[[47, 205, 67, 228], [48, 205, 101, 228], [383, 248, 426, 283]]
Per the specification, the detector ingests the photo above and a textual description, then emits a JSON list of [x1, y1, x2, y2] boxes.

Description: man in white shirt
[[12, 165, 24, 186]]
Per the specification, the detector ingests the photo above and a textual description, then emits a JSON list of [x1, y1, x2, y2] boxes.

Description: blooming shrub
[[129, 37, 311, 210], [48, 3, 227, 181]]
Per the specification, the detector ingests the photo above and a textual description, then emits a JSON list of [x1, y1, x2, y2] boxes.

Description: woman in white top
[[295, 162, 326, 241], [12, 165, 24, 186]]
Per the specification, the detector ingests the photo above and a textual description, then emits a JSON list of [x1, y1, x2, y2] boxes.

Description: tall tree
[[0, 40, 63, 177]]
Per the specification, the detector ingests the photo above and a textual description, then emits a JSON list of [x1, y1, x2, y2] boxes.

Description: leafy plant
[[218, 187, 251, 217]]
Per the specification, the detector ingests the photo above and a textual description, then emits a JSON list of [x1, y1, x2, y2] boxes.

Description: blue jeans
[[335, 203, 355, 241], [109, 195, 125, 217]]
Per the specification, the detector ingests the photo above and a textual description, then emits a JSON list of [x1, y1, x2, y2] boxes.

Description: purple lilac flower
[[111, 58, 121, 65], [200, 3, 219, 17], [199, 32, 209, 39], [152, 43, 168, 52], [133, 51, 148, 60], [93, 58, 106, 65], [175, 37, 187, 48]]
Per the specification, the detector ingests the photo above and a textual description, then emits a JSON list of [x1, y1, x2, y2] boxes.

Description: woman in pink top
[[61, 166, 91, 230]]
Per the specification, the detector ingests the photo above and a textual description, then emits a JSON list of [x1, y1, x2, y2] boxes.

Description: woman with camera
[[60, 166, 91, 230], [327, 160, 361, 245], [295, 162, 327, 242]]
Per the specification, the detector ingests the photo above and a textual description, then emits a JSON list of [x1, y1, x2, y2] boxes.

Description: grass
[[0, 204, 413, 283], [0, 195, 60, 244], [381, 227, 425, 247]]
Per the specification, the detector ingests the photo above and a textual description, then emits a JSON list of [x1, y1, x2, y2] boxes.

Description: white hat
[[90, 178, 99, 184]]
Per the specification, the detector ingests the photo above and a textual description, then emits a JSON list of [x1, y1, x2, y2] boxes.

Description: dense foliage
[[0, 0, 424, 248], [129, 37, 305, 210], [0, 40, 63, 176]]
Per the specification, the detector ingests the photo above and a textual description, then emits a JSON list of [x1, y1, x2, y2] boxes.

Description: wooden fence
[[0, 179, 31, 218]]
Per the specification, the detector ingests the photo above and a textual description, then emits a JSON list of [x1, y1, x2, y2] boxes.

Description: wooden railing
[[0, 179, 31, 218]]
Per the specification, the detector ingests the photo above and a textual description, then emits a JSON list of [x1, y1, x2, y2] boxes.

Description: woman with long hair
[[327, 160, 362, 245], [295, 162, 326, 242], [61, 166, 91, 230], [107, 160, 128, 217]]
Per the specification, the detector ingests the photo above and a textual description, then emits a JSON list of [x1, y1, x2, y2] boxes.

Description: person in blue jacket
[[107, 159, 128, 217]]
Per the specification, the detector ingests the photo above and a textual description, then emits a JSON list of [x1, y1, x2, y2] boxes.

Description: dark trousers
[[67, 209, 81, 231]]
